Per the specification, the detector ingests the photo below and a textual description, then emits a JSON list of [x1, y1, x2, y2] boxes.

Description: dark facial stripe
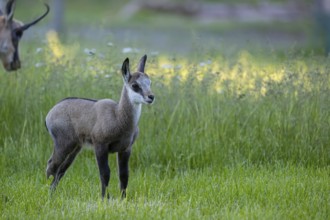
[[12, 46, 19, 62], [11, 29, 21, 65]]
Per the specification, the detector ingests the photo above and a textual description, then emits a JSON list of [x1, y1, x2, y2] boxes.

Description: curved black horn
[[17, 3, 50, 32]]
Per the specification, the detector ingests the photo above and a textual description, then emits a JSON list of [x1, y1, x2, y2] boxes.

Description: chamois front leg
[[117, 150, 131, 199], [95, 145, 110, 199]]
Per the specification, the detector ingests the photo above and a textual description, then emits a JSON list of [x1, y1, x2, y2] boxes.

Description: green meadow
[[1, 1, 330, 219]]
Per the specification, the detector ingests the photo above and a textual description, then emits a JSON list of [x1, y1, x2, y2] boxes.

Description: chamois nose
[[147, 95, 155, 103], [11, 60, 21, 70], [4, 61, 20, 71]]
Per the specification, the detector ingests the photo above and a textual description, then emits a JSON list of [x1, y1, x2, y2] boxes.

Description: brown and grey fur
[[0, 0, 49, 71], [45, 55, 154, 199]]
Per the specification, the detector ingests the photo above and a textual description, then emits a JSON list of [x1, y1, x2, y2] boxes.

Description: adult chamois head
[[0, 0, 49, 71]]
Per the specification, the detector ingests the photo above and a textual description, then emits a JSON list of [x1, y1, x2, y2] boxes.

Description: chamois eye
[[16, 30, 23, 38], [132, 83, 140, 91], [13, 30, 23, 39]]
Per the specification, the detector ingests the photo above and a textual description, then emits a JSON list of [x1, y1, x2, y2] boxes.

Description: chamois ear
[[137, 54, 147, 73], [5, 0, 15, 22], [121, 58, 131, 83]]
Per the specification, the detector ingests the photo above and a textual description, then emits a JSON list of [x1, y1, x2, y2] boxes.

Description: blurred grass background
[[14, 0, 328, 55]]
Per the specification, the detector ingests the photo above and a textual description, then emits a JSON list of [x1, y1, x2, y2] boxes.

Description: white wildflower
[[35, 62, 44, 68], [84, 48, 96, 55], [98, 53, 105, 59], [161, 64, 173, 69], [150, 51, 159, 56], [122, 47, 140, 54], [36, 48, 43, 53], [199, 60, 212, 67]]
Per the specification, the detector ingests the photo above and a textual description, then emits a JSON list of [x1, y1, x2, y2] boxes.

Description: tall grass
[[0, 36, 329, 219]]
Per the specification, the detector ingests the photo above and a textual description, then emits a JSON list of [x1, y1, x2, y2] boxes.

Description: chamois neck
[[117, 86, 142, 127]]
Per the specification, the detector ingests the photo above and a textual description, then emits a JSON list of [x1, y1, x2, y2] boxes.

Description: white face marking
[[0, 30, 15, 66], [126, 86, 143, 125], [127, 85, 145, 104], [0, 32, 13, 53], [126, 75, 152, 105], [0, 41, 9, 54]]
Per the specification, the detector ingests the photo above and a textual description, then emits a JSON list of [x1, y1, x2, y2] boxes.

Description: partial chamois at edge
[[0, 0, 49, 71]]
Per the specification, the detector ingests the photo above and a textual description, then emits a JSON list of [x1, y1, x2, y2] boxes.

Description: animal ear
[[5, 0, 15, 22], [121, 58, 131, 83], [137, 54, 147, 72]]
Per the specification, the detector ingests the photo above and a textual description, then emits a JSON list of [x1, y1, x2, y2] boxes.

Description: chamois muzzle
[[5, 59, 20, 71], [146, 94, 154, 104]]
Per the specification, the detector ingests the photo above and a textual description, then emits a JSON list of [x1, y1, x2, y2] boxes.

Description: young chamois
[[45, 55, 154, 199], [0, 0, 49, 71]]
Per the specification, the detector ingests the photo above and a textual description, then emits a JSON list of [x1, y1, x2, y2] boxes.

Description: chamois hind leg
[[95, 145, 110, 199], [46, 143, 68, 180], [117, 150, 131, 199], [46, 138, 79, 191], [46, 147, 58, 179], [51, 144, 82, 190]]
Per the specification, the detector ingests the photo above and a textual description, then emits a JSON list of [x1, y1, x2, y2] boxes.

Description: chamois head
[[0, 0, 49, 71], [122, 55, 155, 105]]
